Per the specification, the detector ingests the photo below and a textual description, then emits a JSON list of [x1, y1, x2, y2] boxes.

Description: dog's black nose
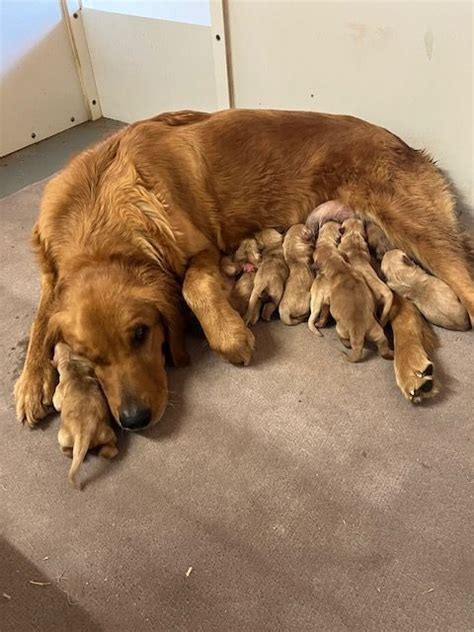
[[119, 403, 152, 430]]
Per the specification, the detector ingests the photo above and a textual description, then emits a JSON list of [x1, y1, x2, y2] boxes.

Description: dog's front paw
[[394, 348, 437, 404], [215, 323, 255, 366], [14, 364, 57, 427]]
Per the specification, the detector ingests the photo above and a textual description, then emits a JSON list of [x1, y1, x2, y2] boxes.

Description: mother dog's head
[[49, 258, 188, 431]]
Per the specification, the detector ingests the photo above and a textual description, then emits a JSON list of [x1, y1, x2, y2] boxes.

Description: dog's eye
[[132, 325, 149, 347]]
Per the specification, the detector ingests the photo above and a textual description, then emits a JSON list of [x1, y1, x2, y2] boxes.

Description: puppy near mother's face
[[48, 264, 187, 431]]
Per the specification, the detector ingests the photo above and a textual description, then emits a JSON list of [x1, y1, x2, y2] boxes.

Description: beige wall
[[83, 8, 217, 123], [228, 1, 473, 208]]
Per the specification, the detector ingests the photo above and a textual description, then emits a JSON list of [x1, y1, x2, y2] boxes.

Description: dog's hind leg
[[390, 295, 438, 402]]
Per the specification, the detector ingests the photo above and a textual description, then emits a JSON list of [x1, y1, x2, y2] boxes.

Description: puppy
[[382, 250, 470, 331], [52, 343, 118, 489], [366, 221, 393, 261], [245, 229, 289, 325], [339, 218, 393, 326], [313, 225, 393, 361], [308, 221, 341, 335], [221, 237, 261, 316], [302, 200, 355, 242], [279, 224, 314, 325]]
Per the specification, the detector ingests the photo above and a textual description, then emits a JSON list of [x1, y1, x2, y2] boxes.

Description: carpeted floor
[[1, 180, 473, 631]]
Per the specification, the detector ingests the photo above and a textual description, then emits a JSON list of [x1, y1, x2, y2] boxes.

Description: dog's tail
[[68, 433, 91, 490], [308, 310, 323, 336], [346, 331, 365, 362], [379, 288, 394, 327]]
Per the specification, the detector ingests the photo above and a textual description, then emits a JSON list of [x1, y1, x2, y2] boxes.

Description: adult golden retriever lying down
[[15, 109, 474, 430]]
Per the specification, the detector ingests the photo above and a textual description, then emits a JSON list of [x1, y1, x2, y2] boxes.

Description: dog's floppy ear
[[150, 274, 189, 368]]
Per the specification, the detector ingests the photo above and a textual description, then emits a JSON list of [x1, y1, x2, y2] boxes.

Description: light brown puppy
[[339, 218, 393, 326], [245, 229, 289, 325], [221, 237, 261, 316], [382, 250, 470, 331], [302, 200, 355, 241], [279, 224, 314, 325], [313, 227, 393, 361], [366, 222, 393, 261], [52, 343, 118, 489], [308, 221, 341, 335]]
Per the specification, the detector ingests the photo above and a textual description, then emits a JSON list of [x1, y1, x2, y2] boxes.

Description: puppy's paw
[[14, 364, 57, 427], [99, 444, 119, 459], [394, 349, 437, 403]]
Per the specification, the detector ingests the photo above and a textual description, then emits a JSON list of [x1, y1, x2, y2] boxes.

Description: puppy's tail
[[308, 310, 323, 336], [379, 288, 394, 327], [346, 333, 365, 363], [68, 433, 90, 490]]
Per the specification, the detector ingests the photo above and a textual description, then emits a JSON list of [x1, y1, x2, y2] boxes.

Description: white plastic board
[[0, 0, 89, 156], [82, 8, 218, 123]]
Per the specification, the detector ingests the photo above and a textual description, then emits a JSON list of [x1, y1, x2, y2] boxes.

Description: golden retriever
[[15, 109, 474, 428], [308, 221, 341, 335], [52, 343, 118, 488], [245, 229, 289, 324], [339, 218, 393, 326], [279, 224, 314, 325]]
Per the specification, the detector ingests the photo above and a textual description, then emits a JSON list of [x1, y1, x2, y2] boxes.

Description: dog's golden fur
[[339, 218, 393, 326], [52, 343, 118, 488], [279, 224, 314, 325], [15, 109, 474, 426]]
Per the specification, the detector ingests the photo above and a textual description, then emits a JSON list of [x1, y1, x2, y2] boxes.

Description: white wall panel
[[83, 8, 217, 123], [228, 1, 473, 206], [0, 0, 89, 156]]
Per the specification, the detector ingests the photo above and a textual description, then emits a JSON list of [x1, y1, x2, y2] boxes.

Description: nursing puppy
[[313, 226, 393, 361], [302, 200, 355, 242], [308, 221, 341, 335], [245, 229, 289, 325], [366, 222, 393, 261], [339, 218, 393, 326], [279, 224, 314, 325], [382, 250, 470, 331], [52, 343, 118, 489], [221, 237, 261, 316]]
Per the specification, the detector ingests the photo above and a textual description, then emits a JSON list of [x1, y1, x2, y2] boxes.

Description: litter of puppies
[[223, 199, 463, 363]]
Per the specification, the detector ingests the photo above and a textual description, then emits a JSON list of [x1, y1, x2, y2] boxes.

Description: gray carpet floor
[[0, 180, 473, 631]]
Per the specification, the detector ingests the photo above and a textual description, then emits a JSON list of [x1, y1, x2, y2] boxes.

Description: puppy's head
[[49, 260, 186, 431], [255, 228, 283, 252]]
